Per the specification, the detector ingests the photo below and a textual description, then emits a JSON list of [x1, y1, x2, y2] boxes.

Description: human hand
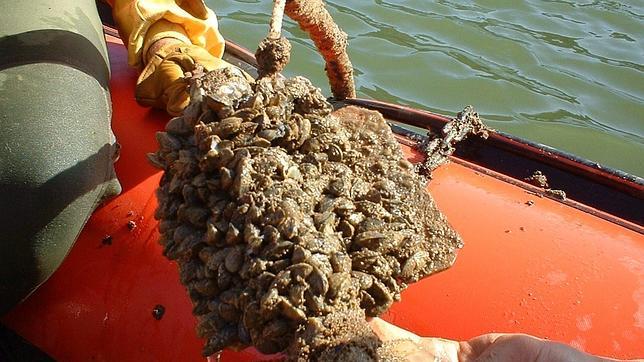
[[369, 318, 620, 362], [136, 39, 233, 116]]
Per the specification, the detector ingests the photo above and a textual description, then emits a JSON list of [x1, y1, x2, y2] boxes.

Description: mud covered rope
[[256, 0, 291, 78], [285, 0, 356, 100], [257, 0, 356, 100], [255, 0, 356, 99]]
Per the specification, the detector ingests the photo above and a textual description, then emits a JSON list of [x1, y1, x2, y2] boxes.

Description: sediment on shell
[[151, 67, 462, 359]]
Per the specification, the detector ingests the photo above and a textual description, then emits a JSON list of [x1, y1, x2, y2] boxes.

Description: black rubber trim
[[390, 125, 643, 234], [100, 23, 643, 228], [0, 324, 54, 362], [0, 29, 110, 90], [346, 99, 643, 227], [96, 0, 116, 28]]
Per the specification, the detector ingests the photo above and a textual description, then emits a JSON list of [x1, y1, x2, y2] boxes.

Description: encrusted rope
[[285, 0, 356, 99]]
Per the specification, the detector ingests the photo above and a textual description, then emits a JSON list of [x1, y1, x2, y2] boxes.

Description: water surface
[[207, 0, 644, 176]]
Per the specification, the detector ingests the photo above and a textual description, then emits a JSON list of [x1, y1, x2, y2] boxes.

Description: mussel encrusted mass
[[149, 67, 462, 359]]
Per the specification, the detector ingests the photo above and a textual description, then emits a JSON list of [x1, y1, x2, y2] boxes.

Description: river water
[[207, 0, 643, 177]]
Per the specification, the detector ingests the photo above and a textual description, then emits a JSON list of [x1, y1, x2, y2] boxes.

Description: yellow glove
[[111, 0, 225, 68], [110, 0, 236, 115], [136, 39, 231, 116]]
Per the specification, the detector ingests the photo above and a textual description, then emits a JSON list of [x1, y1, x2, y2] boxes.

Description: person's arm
[[370, 318, 626, 362], [108, 0, 233, 115], [108, 0, 224, 67]]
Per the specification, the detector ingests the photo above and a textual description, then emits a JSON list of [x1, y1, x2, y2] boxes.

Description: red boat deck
[[3, 36, 643, 361]]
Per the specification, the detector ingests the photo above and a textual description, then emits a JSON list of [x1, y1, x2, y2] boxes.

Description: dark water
[[207, 0, 644, 177]]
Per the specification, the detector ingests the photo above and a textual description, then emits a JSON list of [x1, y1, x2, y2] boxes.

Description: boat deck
[[3, 35, 643, 361]]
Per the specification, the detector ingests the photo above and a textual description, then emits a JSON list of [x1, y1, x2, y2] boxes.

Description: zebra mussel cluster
[[149, 67, 462, 358]]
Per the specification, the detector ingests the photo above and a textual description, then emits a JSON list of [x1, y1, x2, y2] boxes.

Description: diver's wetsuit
[[0, 0, 121, 315]]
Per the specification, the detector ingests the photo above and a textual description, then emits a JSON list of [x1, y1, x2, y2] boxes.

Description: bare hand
[[369, 318, 622, 362]]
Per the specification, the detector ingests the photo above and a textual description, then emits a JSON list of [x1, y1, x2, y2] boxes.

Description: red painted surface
[[3, 36, 643, 361]]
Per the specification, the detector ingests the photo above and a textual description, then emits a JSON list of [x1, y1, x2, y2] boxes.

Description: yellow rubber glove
[[110, 1, 239, 115], [110, 0, 225, 68], [136, 38, 231, 116]]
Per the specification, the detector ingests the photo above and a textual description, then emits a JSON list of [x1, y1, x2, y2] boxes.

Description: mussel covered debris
[[151, 67, 462, 359]]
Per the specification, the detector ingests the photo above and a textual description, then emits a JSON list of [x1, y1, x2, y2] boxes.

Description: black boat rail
[[102, 24, 643, 230]]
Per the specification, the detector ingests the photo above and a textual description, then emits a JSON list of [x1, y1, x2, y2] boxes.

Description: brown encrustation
[[524, 170, 549, 189], [149, 67, 462, 359], [256, 36, 292, 78], [418, 105, 489, 175], [255, 0, 291, 78], [284, 0, 356, 99]]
